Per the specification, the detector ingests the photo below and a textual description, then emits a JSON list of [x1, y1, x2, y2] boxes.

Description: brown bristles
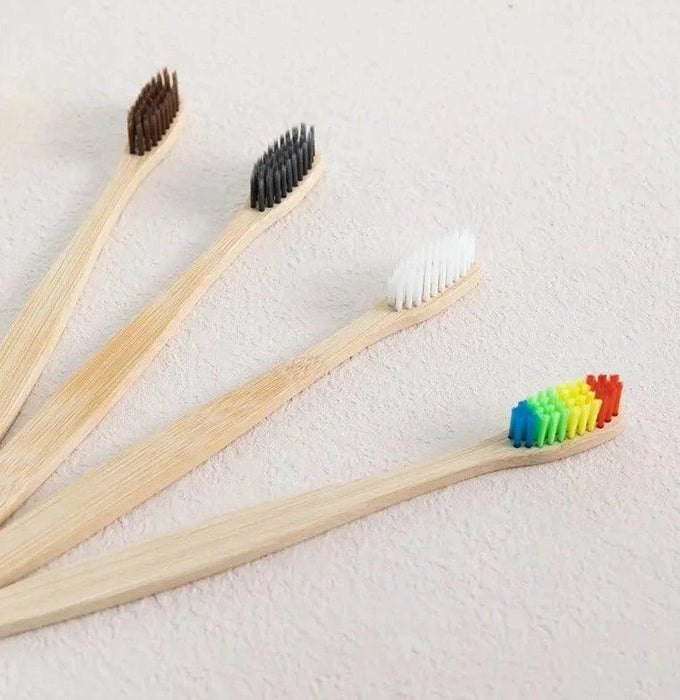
[[127, 69, 180, 155]]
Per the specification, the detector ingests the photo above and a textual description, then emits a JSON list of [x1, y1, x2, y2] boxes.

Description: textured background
[[1, 0, 679, 697]]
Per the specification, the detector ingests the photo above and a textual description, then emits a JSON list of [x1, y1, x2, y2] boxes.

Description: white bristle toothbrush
[[0, 234, 481, 589], [0, 122, 322, 523], [0, 373, 622, 638], [0, 69, 184, 443]]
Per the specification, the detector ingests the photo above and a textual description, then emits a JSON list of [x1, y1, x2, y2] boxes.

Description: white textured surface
[[1, 0, 679, 697]]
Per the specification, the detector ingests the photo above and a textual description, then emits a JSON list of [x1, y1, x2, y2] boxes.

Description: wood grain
[[0, 148, 323, 524], [0, 107, 184, 444], [0, 414, 620, 638], [0, 263, 481, 587]]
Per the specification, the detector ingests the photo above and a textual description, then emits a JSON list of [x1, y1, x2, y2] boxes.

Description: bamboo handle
[[0, 155, 143, 440], [0, 418, 620, 638], [0, 263, 481, 587], [0, 109, 184, 444], [0, 154, 324, 524]]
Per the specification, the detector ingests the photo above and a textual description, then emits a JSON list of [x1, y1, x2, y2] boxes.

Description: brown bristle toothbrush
[[0, 122, 323, 523], [0, 69, 184, 442], [0, 235, 480, 587], [0, 374, 622, 637]]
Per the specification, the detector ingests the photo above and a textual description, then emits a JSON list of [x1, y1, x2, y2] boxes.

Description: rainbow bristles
[[509, 375, 623, 448]]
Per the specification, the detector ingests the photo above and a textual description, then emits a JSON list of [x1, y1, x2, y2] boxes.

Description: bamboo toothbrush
[[0, 69, 183, 443], [0, 374, 622, 638], [0, 235, 481, 587], [0, 123, 323, 523]]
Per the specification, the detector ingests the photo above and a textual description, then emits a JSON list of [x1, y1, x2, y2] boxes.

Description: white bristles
[[387, 232, 476, 311]]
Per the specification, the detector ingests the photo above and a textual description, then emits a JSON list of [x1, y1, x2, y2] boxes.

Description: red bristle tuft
[[603, 390, 614, 423], [611, 379, 623, 416], [587, 374, 623, 426]]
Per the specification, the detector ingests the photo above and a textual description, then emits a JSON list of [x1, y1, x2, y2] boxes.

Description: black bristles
[[257, 172, 266, 212], [128, 68, 181, 155], [297, 146, 305, 178], [285, 157, 293, 192], [249, 123, 317, 210], [274, 169, 282, 203], [290, 149, 299, 186], [302, 141, 309, 173], [265, 169, 274, 207], [250, 171, 258, 208]]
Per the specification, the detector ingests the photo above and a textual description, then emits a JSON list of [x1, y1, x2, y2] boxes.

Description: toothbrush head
[[509, 374, 623, 448], [127, 68, 181, 156], [250, 124, 317, 211], [387, 232, 476, 311]]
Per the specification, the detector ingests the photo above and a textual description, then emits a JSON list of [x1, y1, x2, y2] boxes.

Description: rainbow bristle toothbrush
[[509, 374, 623, 448], [0, 376, 621, 638]]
